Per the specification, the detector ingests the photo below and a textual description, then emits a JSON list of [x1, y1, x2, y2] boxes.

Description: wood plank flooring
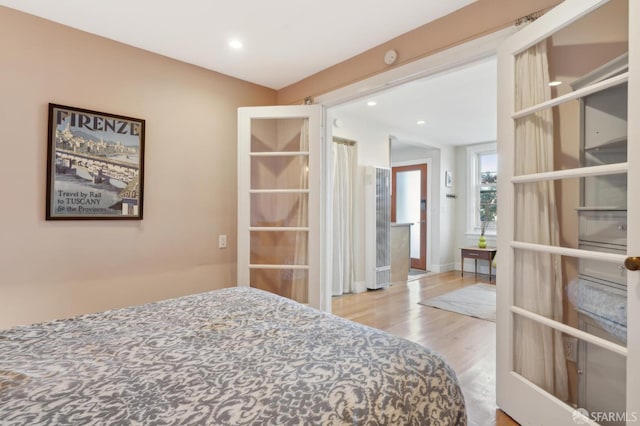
[[331, 271, 518, 426]]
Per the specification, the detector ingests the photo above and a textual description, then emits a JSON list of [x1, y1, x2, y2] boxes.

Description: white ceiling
[[1, 0, 494, 145], [333, 56, 497, 147], [0, 0, 475, 90]]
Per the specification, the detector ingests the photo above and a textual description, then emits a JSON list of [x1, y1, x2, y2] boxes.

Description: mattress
[[0, 287, 466, 425]]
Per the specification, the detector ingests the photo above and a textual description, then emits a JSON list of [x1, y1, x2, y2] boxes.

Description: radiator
[[365, 166, 391, 290]]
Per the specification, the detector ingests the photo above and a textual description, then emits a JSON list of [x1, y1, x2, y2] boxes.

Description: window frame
[[466, 142, 497, 236]]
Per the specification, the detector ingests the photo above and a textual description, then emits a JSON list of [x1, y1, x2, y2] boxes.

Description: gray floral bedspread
[[0, 287, 466, 425]]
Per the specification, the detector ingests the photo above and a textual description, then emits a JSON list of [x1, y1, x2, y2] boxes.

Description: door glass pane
[[514, 177, 627, 247], [521, 0, 628, 105], [513, 249, 627, 341], [513, 316, 626, 424], [250, 193, 308, 227], [583, 175, 627, 209], [251, 156, 308, 190], [250, 269, 308, 304], [251, 118, 308, 152], [514, 98, 627, 177], [395, 170, 421, 258], [250, 231, 308, 265]]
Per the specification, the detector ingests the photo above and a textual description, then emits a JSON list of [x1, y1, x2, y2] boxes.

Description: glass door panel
[[250, 193, 308, 227], [250, 117, 309, 152], [250, 269, 308, 303], [497, 0, 638, 423], [395, 170, 421, 259], [238, 106, 323, 308], [249, 117, 308, 303], [513, 317, 627, 425], [251, 156, 309, 190], [250, 231, 308, 266], [528, 0, 628, 103]]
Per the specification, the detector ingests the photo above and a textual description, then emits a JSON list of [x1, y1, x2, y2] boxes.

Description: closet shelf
[[576, 206, 627, 212], [584, 136, 626, 153]]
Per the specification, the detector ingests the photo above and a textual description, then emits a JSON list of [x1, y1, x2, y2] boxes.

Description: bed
[[0, 287, 466, 425]]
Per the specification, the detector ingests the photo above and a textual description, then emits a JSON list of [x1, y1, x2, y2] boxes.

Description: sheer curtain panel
[[513, 41, 569, 401], [331, 139, 356, 295]]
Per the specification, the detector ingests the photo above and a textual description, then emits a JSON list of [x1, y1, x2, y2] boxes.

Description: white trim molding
[[466, 142, 497, 235]]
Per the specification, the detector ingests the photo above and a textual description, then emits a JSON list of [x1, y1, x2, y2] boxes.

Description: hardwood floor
[[331, 271, 519, 426]]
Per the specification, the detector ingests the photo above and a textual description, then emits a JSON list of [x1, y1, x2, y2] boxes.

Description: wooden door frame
[[391, 163, 427, 270]]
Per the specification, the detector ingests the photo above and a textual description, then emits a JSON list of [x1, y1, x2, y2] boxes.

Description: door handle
[[624, 257, 640, 271]]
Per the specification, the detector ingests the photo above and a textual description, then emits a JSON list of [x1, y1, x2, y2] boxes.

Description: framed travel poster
[[46, 104, 145, 220]]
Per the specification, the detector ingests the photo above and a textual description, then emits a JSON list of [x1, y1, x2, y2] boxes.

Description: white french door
[[237, 105, 329, 311], [497, 0, 639, 424]]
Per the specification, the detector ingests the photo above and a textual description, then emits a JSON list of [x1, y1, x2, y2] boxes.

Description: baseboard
[[353, 280, 367, 293], [428, 263, 455, 273], [439, 263, 455, 272]]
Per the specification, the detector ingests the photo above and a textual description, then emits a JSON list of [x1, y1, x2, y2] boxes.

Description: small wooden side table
[[461, 247, 497, 282]]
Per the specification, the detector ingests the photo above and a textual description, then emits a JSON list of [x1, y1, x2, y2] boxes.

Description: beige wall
[[0, 6, 276, 328], [278, 0, 562, 105], [3, 0, 610, 329]]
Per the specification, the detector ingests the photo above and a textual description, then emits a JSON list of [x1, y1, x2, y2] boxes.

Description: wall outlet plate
[[563, 335, 578, 362]]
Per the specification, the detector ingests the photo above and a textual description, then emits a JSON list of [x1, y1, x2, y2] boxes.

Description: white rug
[[418, 283, 496, 322]]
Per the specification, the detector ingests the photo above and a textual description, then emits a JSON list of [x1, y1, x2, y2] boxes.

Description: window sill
[[465, 231, 497, 238]]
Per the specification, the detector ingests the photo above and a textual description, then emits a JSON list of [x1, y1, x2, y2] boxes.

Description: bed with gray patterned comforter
[[0, 287, 466, 425]]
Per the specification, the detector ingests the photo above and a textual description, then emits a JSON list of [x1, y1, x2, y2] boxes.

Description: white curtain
[[292, 119, 309, 302], [331, 140, 356, 295], [513, 41, 568, 401]]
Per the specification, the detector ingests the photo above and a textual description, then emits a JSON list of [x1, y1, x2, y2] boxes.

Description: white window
[[466, 142, 497, 235]]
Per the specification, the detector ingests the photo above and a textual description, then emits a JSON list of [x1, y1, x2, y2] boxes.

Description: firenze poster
[[46, 104, 145, 220]]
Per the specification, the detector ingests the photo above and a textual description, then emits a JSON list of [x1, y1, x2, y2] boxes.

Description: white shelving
[[572, 53, 628, 424]]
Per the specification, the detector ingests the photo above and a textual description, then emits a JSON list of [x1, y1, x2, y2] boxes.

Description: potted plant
[[479, 220, 489, 248], [478, 203, 495, 248]]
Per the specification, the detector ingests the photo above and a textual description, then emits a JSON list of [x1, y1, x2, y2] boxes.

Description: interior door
[[391, 164, 427, 270], [496, 0, 639, 424], [237, 105, 328, 311]]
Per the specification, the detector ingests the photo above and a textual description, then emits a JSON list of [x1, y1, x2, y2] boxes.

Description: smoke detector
[[384, 49, 398, 65]]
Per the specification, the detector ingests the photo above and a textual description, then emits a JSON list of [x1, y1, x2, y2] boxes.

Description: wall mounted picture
[[445, 170, 453, 188], [46, 104, 145, 220]]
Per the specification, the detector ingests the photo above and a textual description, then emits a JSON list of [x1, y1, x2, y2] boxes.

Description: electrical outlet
[[563, 336, 578, 362], [218, 234, 227, 249]]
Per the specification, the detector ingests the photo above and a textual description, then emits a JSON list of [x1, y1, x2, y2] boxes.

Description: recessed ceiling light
[[229, 39, 243, 49], [367, 101, 377, 107], [549, 80, 562, 87], [417, 120, 426, 125]]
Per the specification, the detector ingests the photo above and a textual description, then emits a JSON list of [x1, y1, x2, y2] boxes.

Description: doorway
[[316, 27, 512, 426], [391, 164, 427, 270], [322, 30, 504, 278]]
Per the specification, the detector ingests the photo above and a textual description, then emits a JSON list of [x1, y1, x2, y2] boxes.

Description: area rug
[[418, 283, 496, 321]]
